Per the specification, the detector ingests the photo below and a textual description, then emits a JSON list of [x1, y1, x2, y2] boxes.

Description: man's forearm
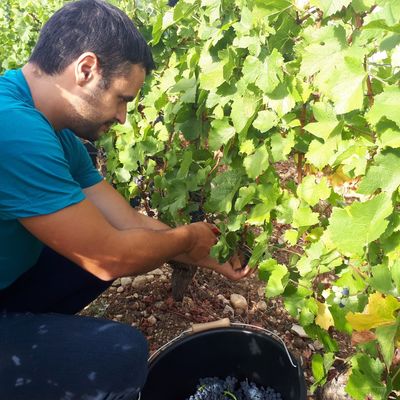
[[84, 181, 218, 269]]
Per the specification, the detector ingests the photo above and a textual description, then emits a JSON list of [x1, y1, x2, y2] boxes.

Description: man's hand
[[185, 222, 219, 262], [193, 253, 252, 281]]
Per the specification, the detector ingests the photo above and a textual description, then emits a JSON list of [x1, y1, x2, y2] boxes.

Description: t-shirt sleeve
[[60, 130, 104, 189], [0, 111, 89, 220]]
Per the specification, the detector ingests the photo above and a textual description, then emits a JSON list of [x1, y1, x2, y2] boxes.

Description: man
[[0, 1, 250, 399]]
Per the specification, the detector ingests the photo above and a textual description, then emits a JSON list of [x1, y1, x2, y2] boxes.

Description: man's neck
[[22, 63, 67, 131]]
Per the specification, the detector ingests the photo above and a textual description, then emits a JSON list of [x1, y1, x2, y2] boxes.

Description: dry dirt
[[81, 264, 353, 399]]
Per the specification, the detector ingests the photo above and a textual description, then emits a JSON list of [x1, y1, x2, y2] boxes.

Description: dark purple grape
[[130, 196, 141, 208], [186, 376, 282, 400], [189, 209, 206, 223]]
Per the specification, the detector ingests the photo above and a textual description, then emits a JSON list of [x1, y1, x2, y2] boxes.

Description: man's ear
[[75, 52, 101, 86]]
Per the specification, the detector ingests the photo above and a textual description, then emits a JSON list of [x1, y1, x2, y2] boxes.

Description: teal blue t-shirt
[[0, 69, 103, 289]]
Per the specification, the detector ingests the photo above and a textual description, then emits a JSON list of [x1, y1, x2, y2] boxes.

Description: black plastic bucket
[[141, 325, 307, 399]]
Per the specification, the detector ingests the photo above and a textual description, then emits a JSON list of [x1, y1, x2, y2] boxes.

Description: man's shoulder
[[0, 106, 55, 148], [0, 69, 31, 107]]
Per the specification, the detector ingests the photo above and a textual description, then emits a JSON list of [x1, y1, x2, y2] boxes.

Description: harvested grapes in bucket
[[186, 376, 283, 400]]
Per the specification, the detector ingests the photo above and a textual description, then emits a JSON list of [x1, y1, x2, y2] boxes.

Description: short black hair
[[29, 0, 155, 83]]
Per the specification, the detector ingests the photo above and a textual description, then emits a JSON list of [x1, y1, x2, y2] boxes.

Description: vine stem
[[161, 129, 175, 173], [347, 13, 363, 44], [270, 245, 303, 257], [364, 57, 375, 107], [350, 264, 369, 280], [297, 103, 307, 183], [200, 150, 223, 209], [296, 6, 319, 24], [28, 12, 41, 25], [345, 124, 372, 136], [288, 278, 313, 291], [366, 74, 375, 107], [391, 367, 400, 386]]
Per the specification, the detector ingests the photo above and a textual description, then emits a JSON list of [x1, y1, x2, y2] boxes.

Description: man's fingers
[[230, 254, 243, 271], [206, 223, 221, 236]]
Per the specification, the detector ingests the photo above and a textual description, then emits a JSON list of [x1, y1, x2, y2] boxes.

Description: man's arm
[[82, 181, 251, 281], [83, 180, 173, 231], [19, 194, 218, 281]]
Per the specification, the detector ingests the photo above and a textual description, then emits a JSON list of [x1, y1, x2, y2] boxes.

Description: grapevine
[[2, 0, 400, 398]]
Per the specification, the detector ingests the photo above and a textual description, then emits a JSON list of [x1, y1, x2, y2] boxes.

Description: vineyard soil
[[82, 263, 352, 399]]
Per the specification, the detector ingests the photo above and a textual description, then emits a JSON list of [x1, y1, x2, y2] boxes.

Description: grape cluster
[[186, 376, 282, 400], [130, 196, 141, 208], [189, 209, 206, 223], [332, 286, 350, 308]]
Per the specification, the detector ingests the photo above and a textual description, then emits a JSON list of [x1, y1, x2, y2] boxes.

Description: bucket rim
[[148, 324, 300, 369]]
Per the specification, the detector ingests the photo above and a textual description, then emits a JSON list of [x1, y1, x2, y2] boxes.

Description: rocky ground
[[82, 263, 353, 400]]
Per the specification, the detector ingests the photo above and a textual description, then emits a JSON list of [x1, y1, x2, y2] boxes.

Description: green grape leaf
[[266, 82, 296, 117], [292, 205, 320, 228], [230, 94, 259, 134], [391, 260, 400, 294], [322, 54, 366, 114], [346, 354, 387, 400], [366, 86, 400, 129], [299, 297, 319, 326], [297, 175, 331, 206], [304, 324, 339, 352], [235, 185, 256, 211], [205, 170, 243, 213], [358, 149, 400, 195], [284, 229, 298, 245], [306, 136, 339, 169], [177, 151, 192, 179], [253, 110, 278, 133], [247, 203, 271, 225], [115, 167, 131, 183], [177, 118, 202, 141], [336, 269, 367, 294], [311, 0, 352, 16], [300, 26, 347, 78], [327, 193, 393, 256], [242, 55, 262, 84], [172, 77, 197, 104], [161, 180, 188, 216], [258, 259, 289, 298], [255, 49, 284, 94], [240, 139, 256, 155], [304, 120, 342, 141], [199, 61, 226, 91], [369, 264, 396, 295], [270, 130, 295, 162], [312, 101, 338, 122], [311, 354, 325, 383], [376, 321, 398, 368], [311, 353, 335, 388], [209, 118, 236, 151], [352, 0, 376, 13], [243, 145, 269, 179], [377, 120, 400, 149]]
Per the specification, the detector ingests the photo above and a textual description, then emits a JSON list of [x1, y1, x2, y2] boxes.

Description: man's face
[[67, 63, 146, 141]]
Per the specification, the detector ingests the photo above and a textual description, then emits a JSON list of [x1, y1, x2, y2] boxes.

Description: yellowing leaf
[[346, 293, 400, 331], [316, 301, 334, 330]]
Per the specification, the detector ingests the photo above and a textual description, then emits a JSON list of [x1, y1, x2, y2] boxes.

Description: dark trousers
[[0, 247, 148, 400]]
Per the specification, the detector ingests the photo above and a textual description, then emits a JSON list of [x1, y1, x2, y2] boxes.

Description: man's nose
[[115, 104, 127, 125]]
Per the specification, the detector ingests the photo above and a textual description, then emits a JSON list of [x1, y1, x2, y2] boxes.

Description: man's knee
[[95, 321, 149, 390]]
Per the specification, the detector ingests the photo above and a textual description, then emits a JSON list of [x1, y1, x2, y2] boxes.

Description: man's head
[[28, 0, 155, 140]]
